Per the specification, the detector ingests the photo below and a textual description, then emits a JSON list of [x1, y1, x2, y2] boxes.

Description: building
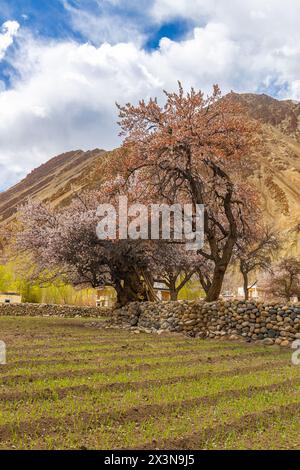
[[153, 282, 171, 301], [237, 284, 263, 300], [0, 292, 22, 304], [96, 287, 116, 308]]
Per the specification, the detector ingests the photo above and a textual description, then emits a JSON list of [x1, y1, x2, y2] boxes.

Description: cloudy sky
[[0, 0, 299, 190]]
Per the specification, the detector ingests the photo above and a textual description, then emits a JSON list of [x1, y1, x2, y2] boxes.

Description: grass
[[0, 315, 299, 450]]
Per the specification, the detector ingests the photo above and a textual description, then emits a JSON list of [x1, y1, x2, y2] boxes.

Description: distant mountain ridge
[[233, 92, 300, 141], [0, 149, 107, 223]]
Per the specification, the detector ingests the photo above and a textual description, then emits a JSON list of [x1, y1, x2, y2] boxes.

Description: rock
[[229, 335, 240, 341], [86, 299, 300, 346], [262, 338, 274, 346], [185, 319, 198, 326]]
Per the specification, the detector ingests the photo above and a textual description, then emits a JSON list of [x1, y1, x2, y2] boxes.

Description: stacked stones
[[2, 300, 300, 347], [109, 300, 300, 346], [0, 303, 109, 318]]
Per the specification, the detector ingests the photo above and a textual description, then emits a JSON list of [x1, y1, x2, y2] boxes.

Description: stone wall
[[0, 303, 109, 318], [109, 300, 300, 346], [2, 300, 300, 347]]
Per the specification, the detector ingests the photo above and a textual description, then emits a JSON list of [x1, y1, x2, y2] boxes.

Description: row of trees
[[12, 84, 297, 305]]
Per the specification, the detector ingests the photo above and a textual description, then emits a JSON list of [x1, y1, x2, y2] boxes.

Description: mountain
[[0, 148, 108, 224], [0, 92, 299, 253], [231, 93, 300, 254], [233, 93, 300, 140]]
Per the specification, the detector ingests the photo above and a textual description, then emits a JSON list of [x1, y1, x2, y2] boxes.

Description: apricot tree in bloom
[[117, 83, 261, 301], [15, 194, 162, 306]]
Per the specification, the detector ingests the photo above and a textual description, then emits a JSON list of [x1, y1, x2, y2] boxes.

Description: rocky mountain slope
[[0, 148, 108, 224], [0, 92, 299, 252], [236, 93, 300, 140], [232, 93, 300, 254]]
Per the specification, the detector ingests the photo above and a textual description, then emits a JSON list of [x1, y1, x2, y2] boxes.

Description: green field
[[0, 316, 300, 450]]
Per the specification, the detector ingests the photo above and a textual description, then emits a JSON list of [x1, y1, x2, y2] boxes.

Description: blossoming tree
[[117, 84, 260, 301]]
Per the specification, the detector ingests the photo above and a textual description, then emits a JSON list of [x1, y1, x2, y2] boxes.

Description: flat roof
[[0, 292, 21, 296]]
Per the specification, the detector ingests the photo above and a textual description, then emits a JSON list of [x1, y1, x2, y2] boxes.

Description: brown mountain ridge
[[0, 148, 108, 223]]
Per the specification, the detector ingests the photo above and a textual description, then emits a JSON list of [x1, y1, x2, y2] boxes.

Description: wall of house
[[109, 300, 300, 346], [0, 294, 22, 304]]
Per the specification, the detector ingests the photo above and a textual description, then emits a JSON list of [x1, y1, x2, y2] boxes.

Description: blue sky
[[0, 0, 299, 190], [0, 0, 192, 50], [0, 1, 77, 40]]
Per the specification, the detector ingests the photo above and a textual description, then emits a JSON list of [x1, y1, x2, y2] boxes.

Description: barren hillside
[[234, 93, 300, 254], [0, 148, 108, 224]]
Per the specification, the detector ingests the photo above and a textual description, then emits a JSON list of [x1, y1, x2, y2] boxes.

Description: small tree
[[236, 228, 280, 300], [264, 257, 300, 302], [159, 271, 196, 301], [153, 245, 198, 300]]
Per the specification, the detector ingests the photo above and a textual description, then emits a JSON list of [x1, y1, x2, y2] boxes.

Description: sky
[[0, 0, 300, 190]]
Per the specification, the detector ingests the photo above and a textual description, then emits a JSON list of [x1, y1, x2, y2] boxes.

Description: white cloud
[[1, 1, 300, 189], [0, 20, 19, 61], [151, 0, 300, 97], [62, 0, 147, 45], [0, 23, 247, 189]]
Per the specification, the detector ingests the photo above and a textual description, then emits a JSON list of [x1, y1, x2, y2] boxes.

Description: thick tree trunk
[[205, 264, 226, 302], [115, 272, 148, 307], [191, 175, 237, 304], [170, 289, 178, 301], [168, 277, 178, 301]]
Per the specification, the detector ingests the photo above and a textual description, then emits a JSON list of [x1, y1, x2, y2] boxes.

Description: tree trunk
[[168, 277, 178, 301], [197, 270, 210, 295], [205, 264, 226, 302], [170, 289, 178, 301], [115, 272, 147, 307], [242, 271, 249, 301], [190, 176, 237, 304]]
